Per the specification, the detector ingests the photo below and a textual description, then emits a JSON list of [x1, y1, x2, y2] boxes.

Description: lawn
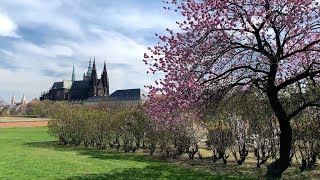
[[0, 127, 247, 180]]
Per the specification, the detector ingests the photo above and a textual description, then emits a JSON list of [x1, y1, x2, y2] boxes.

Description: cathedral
[[11, 93, 27, 105], [40, 59, 109, 101]]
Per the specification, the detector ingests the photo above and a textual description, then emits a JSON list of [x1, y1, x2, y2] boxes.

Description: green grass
[[0, 127, 248, 180]]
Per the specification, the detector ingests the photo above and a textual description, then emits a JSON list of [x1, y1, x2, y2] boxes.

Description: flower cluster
[[145, 0, 320, 126]]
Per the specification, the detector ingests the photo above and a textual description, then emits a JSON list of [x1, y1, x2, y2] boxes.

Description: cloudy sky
[[0, 0, 180, 103]]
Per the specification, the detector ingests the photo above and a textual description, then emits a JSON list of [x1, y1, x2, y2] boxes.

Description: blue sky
[[0, 0, 180, 103]]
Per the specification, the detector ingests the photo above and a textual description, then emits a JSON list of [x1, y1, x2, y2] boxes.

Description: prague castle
[[40, 59, 109, 101], [40, 58, 148, 103]]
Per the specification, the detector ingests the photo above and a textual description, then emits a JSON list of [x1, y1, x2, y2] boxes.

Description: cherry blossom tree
[[145, 0, 320, 177]]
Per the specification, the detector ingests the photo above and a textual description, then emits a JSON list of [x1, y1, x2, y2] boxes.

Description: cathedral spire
[[89, 57, 98, 96], [101, 60, 109, 96], [92, 58, 97, 80], [21, 93, 27, 105], [86, 58, 93, 76], [103, 60, 107, 72], [72, 65, 75, 82], [11, 93, 16, 105]]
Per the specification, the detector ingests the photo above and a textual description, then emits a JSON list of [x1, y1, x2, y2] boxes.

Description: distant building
[[21, 94, 27, 105], [40, 58, 148, 104], [10, 93, 27, 106], [11, 93, 16, 105], [28, 98, 40, 106], [108, 88, 148, 102], [84, 88, 148, 105], [40, 58, 109, 101], [2, 94, 37, 115]]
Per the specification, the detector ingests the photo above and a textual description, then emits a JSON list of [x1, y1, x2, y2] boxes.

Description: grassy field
[[0, 127, 248, 180]]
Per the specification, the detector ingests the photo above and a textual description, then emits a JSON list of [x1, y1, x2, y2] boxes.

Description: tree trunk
[[266, 118, 292, 178], [266, 89, 292, 178]]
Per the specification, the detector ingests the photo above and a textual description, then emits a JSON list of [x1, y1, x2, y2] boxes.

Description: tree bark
[[266, 118, 292, 178], [266, 88, 292, 178]]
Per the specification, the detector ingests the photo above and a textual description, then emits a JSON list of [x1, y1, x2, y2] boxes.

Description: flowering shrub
[[145, 0, 320, 177], [33, 99, 320, 173]]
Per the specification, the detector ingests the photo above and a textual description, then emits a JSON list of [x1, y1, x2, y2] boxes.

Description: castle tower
[[89, 58, 98, 96], [21, 94, 27, 105], [87, 58, 92, 76], [72, 66, 75, 82], [11, 93, 16, 105], [101, 60, 109, 96], [83, 58, 93, 80]]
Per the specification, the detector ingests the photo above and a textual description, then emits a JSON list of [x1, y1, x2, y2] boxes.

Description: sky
[[0, 0, 180, 104]]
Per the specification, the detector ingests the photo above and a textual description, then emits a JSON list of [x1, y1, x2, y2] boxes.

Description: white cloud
[[105, 9, 180, 31], [50, 45, 74, 57], [0, 29, 153, 101], [12, 41, 74, 58], [54, 29, 154, 93], [0, 13, 19, 37], [0, 0, 84, 38], [0, 0, 176, 103], [59, 28, 148, 70], [0, 68, 54, 102]]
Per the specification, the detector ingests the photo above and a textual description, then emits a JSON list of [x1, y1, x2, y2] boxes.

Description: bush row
[[35, 100, 320, 172]]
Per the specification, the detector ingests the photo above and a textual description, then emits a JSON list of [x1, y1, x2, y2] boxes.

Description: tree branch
[[201, 65, 268, 85], [276, 69, 320, 91], [288, 101, 320, 120], [281, 39, 320, 60]]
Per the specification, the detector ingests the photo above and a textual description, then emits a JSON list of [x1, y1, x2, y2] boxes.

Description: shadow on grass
[[23, 141, 154, 163], [22, 141, 319, 179], [65, 164, 241, 180], [24, 141, 251, 179]]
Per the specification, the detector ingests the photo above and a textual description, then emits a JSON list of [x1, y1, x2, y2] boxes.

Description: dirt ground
[[0, 117, 48, 128], [0, 121, 48, 128]]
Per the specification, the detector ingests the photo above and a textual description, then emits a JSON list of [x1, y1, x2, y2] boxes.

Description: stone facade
[[40, 59, 109, 101]]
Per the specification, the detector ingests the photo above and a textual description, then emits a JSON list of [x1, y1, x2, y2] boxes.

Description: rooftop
[[108, 88, 148, 101]]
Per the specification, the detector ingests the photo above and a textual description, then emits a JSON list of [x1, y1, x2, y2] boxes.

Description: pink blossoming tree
[[145, 0, 320, 177]]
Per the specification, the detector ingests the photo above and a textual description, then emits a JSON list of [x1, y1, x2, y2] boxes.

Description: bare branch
[[288, 101, 320, 120], [276, 69, 320, 91]]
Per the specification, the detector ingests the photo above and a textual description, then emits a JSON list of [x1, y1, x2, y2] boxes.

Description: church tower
[[83, 58, 93, 80], [89, 58, 98, 96], [72, 66, 75, 82], [11, 93, 16, 105], [87, 58, 92, 76], [101, 61, 109, 96], [21, 94, 27, 105]]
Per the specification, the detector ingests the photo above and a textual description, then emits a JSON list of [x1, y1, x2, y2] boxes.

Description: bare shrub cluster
[[204, 91, 319, 171], [35, 98, 320, 171]]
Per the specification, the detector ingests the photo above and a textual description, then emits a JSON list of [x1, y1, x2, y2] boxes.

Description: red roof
[[28, 98, 40, 106]]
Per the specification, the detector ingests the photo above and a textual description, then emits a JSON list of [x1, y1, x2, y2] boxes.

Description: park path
[[0, 117, 49, 128]]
